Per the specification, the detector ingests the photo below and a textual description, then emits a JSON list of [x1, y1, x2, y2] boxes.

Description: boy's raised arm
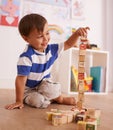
[[64, 27, 90, 50]]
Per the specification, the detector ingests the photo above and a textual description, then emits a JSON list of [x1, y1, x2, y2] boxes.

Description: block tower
[[77, 36, 88, 110]]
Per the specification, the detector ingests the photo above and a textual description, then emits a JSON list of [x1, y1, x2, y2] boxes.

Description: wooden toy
[[52, 113, 63, 126], [77, 121, 86, 130], [86, 109, 101, 125], [46, 35, 101, 129], [77, 119, 97, 130], [86, 119, 97, 130], [77, 37, 87, 110], [46, 109, 74, 126], [75, 113, 86, 123], [46, 112, 53, 121]]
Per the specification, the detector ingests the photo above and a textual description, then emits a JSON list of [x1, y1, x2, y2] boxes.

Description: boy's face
[[23, 22, 50, 52]]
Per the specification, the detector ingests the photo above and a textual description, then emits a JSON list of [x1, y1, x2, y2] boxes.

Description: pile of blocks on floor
[[46, 108, 101, 130]]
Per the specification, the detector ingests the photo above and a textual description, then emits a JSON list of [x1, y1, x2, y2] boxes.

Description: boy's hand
[[5, 102, 24, 110], [64, 26, 90, 50], [75, 27, 90, 37]]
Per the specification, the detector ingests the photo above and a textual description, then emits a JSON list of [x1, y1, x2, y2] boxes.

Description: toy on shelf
[[84, 76, 93, 92]]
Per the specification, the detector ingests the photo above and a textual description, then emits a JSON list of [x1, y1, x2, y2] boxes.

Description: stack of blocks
[[46, 108, 101, 130], [77, 37, 87, 110], [46, 37, 101, 130]]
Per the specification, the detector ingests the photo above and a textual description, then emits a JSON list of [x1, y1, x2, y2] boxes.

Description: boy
[[5, 14, 89, 109]]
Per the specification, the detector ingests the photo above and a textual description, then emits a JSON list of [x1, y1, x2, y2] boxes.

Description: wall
[[105, 0, 113, 92], [0, 0, 112, 91], [0, 26, 26, 88]]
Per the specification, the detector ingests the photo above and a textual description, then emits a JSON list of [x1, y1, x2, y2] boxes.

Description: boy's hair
[[18, 13, 47, 36]]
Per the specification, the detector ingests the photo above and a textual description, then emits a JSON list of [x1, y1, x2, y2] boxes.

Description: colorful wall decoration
[[0, 0, 86, 42], [49, 24, 64, 34], [22, 1, 69, 21], [0, 0, 86, 28], [72, 0, 86, 20], [0, 0, 20, 27], [26, 0, 71, 7]]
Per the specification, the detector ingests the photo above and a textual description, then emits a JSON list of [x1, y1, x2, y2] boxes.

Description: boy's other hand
[[5, 102, 24, 110]]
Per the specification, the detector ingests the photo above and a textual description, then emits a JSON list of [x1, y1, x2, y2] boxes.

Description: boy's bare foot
[[63, 96, 76, 105], [54, 95, 76, 105]]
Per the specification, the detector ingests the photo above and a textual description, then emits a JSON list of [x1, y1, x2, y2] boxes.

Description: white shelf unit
[[57, 48, 109, 95]]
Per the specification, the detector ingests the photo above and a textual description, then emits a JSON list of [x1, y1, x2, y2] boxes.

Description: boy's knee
[[38, 80, 61, 100], [24, 93, 50, 108]]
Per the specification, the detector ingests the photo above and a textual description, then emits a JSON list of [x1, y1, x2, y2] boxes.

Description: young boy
[[5, 14, 89, 109]]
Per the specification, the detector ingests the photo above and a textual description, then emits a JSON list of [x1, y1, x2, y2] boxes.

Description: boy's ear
[[22, 35, 28, 42]]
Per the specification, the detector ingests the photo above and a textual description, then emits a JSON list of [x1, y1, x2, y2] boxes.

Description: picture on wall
[[0, 0, 20, 27], [71, 0, 86, 20], [22, 1, 69, 21], [22, 0, 71, 42], [26, 0, 71, 7]]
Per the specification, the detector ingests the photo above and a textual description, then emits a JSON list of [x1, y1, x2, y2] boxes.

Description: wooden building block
[[61, 115, 68, 124], [78, 67, 85, 73], [86, 109, 96, 118], [86, 117, 97, 130], [78, 81, 85, 91], [75, 113, 86, 123], [77, 101, 83, 110], [79, 50, 86, 55], [86, 109, 101, 125], [67, 113, 74, 123], [78, 93, 85, 102], [86, 120, 97, 130], [46, 112, 53, 121], [79, 55, 85, 62], [80, 43, 87, 50], [78, 62, 85, 67], [77, 121, 86, 130], [78, 73, 85, 80], [52, 113, 62, 126]]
